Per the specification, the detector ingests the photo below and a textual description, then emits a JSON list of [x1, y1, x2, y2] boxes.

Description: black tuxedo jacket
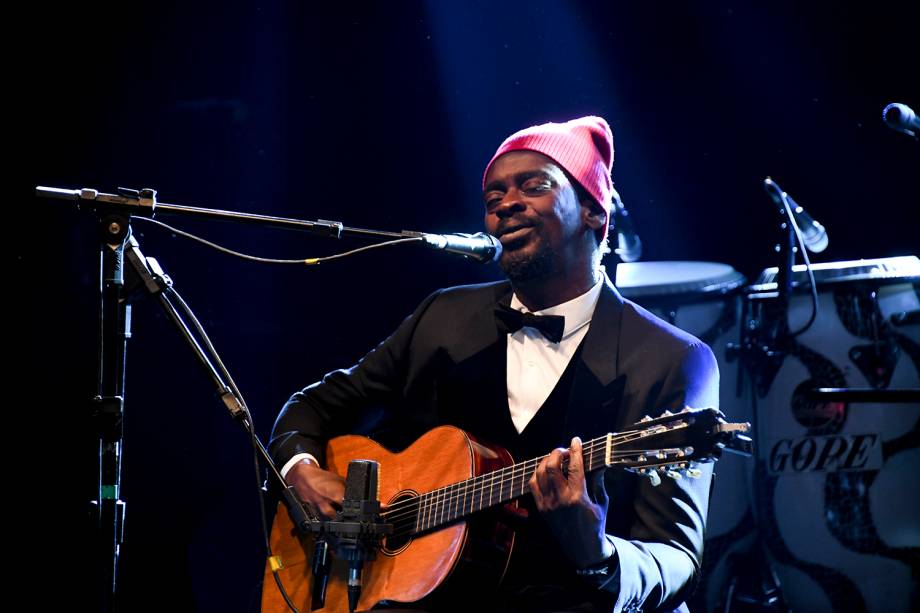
[[270, 275, 719, 613]]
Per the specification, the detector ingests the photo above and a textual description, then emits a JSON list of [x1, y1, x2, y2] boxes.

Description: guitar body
[[261, 426, 516, 612], [260, 408, 750, 612]]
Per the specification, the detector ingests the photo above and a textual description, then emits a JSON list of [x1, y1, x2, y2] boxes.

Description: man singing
[[269, 116, 719, 612]]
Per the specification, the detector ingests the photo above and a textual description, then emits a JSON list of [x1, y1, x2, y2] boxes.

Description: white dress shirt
[[506, 278, 603, 432], [280, 277, 605, 477]]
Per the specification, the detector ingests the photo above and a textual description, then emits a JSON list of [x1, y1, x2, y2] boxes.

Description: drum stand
[[722, 547, 787, 613], [723, 291, 792, 613]]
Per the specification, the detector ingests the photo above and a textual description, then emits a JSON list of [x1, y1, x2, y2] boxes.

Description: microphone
[[337, 460, 383, 613], [610, 187, 642, 262], [883, 102, 920, 138], [763, 178, 828, 253], [421, 231, 502, 263]]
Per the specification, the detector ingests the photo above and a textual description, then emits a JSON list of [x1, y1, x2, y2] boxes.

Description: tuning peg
[[665, 469, 682, 480], [644, 469, 662, 487], [686, 468, 702, 479]]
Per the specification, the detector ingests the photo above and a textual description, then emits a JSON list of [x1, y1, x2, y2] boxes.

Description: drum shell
[[753, 276, 920, 613]]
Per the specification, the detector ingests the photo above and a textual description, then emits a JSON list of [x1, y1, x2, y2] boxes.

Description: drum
[[747, 255, 920, 613], [615, 261, 756, 612]]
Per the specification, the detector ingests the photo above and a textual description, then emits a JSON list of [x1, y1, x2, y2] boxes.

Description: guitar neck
[[402, 434, 614, 535], [378, 408, 735, 537]]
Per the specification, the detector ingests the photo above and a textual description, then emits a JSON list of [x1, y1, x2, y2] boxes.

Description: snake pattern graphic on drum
[[755, 342, 866, 611], [753, 260, 920, 613], [822, 288, 920, 600]]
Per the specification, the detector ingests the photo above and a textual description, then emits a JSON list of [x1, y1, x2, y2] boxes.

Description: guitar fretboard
[[379, 428, 665, 538]]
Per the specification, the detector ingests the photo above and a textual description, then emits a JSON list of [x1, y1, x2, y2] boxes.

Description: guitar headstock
[[600, 407, 752, 486]]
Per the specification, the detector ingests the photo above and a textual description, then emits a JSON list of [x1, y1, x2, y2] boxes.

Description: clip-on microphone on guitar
[[309, 460, 391, 612], [311, 537, 331, 611]]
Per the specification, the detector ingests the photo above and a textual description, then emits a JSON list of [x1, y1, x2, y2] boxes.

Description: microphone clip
[[303, 460, 392, 613]]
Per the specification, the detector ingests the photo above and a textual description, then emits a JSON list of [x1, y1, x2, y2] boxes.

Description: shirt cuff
[[280, 453, 319, 479]]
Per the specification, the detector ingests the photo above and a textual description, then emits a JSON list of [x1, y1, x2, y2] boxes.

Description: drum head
[[752, 255, 920, 292], [616, 261, 746, 300]]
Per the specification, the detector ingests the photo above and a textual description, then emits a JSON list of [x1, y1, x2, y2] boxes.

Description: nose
[[493, 190, 526, 219]]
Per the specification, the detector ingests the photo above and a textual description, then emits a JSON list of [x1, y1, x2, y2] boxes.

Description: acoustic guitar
[[261, 407, 751, 612]]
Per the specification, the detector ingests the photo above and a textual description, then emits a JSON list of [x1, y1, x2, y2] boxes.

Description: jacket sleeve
[[593, 341, 720, 613], [268, 289, 443, 468]]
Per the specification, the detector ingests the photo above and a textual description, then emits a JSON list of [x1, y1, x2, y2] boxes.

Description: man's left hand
[[529, 436, 615, 568]]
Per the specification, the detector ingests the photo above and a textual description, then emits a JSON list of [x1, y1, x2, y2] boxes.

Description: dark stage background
[[15, 1, 918, 611]]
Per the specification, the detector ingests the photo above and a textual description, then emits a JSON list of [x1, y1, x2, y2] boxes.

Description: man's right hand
[[286, 459, 345, 519]]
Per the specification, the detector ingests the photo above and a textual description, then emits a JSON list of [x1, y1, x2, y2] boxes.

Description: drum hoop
[[747, 275, 920, 295], [618, 272, 747, 302], [753, 255, 920, 290]]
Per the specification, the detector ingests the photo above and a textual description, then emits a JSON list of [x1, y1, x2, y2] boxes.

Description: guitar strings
[[379, 431, 639, 525], [381, 428, 690, 533], [377, 426, 688, 535], [379, 429, 660, 525], [382, 440, 629, 537], [382, 447, 694, 538]]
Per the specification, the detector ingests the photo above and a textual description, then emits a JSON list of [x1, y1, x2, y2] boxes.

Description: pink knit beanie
[[483, 116, 614, 238]]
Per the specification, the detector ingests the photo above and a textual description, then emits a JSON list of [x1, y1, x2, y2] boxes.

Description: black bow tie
[[494, 303, 566, 343]]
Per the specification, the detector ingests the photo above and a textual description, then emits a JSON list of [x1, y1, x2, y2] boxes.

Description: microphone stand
[[34, 185, 425, 612], [728, 196, 796, 399], [37, 185, 421, 241], [90, 212, 311, 611], [93, 208, 130, 613], [723, 192, 799, 613]]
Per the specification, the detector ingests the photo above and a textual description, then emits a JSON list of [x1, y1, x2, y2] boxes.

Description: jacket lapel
[[563, 275, 628, 442], [447, 281, 513, 362], [436, 282, 514, 434]]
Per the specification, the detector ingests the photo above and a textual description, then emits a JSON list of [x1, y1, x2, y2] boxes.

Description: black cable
[[778, 191, 820, 337], [253, 421, 302, 613], [165, 286, 248, 408], [163, 284, 302, 612], [133, 216, 422, 265], [132, 212, 428, 610]]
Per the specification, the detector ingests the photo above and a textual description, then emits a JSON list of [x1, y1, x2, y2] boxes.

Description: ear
[[581, 199, 607, 233]]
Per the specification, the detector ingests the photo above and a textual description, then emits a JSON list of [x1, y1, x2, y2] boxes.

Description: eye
[[484, 192, 504, 210], [521, 179, 552, 195]]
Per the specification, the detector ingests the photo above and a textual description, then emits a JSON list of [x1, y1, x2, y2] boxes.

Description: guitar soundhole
[[381, 490, 417, 555]]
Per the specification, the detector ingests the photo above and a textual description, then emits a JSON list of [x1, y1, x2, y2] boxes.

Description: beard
[[499, 235, 557, 282]]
